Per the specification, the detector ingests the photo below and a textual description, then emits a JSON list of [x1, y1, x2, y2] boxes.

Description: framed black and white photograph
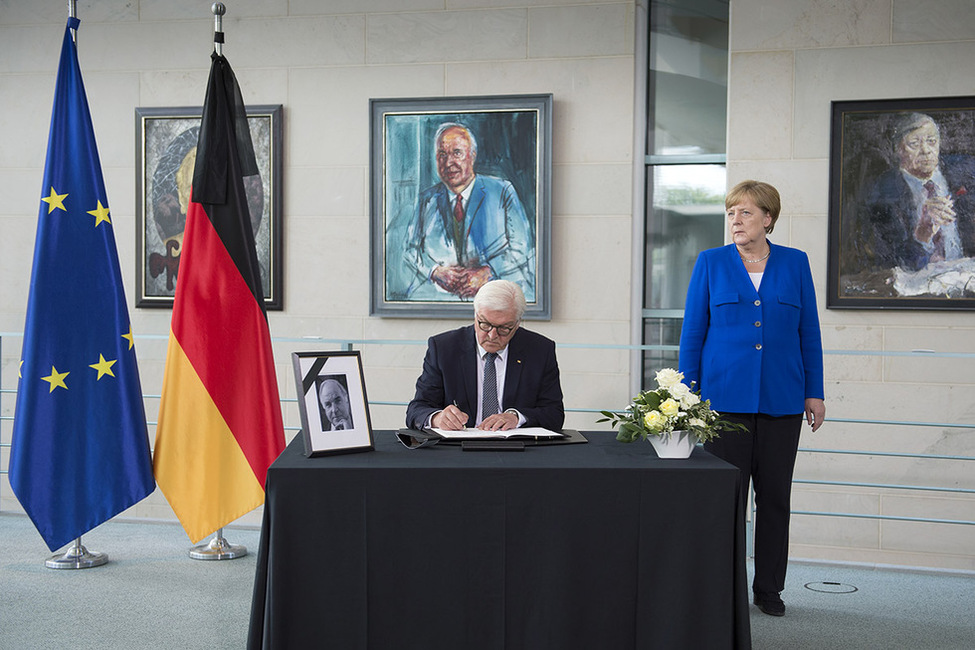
[[291, 351, 374, 457], [370, 94, 552, 319], [828, 96, 975, 310], [135, 104, 284, 309]]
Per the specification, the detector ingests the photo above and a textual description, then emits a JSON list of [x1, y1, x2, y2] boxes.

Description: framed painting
[[135, 104, 283, 309], [369, 94, 553, 319], [828, 96, 975, 310], [291, 351, 375, 458]]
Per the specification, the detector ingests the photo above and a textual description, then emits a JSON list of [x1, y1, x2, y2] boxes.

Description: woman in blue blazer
[[679, 180, 826, 618]]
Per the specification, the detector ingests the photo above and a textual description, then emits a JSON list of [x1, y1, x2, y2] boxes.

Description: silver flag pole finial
[[212, 3, 226, 56], [67, 0, 78, 42]]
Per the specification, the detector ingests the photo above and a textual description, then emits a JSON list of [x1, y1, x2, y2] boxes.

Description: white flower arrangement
[[598, 369, 745, 444]]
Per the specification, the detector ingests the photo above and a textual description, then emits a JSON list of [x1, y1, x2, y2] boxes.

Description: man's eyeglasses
[[476, 318, 517, 337]]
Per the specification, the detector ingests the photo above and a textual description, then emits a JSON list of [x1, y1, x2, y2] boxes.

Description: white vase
[[648, 430, 697, 459]]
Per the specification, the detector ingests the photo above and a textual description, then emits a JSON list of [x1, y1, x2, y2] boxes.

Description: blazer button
[[754, 299, 761, 306], [755, 344, 762, 350], [754, 321, 761, 327]]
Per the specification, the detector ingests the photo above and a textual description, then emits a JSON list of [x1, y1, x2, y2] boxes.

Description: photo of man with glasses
[[405, 280, 563, 432]]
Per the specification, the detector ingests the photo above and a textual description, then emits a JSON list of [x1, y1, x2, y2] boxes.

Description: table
[[247, 431, 751, 650]]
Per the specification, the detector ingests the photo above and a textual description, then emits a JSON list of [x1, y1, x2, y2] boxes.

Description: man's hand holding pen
[[430, 402, 518, 431], [432, 402, 469, 430]]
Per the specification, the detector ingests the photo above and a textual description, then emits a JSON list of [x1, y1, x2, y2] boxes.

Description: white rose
[[680, 392, 700, 408], [655, 368, 684, 389], [669, 382, 690, 399]]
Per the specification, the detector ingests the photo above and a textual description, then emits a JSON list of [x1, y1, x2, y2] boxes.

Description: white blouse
[[748, 271, 763, 291]]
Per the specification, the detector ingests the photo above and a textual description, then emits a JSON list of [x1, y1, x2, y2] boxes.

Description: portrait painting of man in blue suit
[[384, 117, 537, 304]]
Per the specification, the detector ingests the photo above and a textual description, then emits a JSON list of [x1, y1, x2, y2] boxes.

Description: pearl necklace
[[738, 246, 770, 264]]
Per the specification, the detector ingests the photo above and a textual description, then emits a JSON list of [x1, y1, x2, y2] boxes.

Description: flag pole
[[40, 0, 105, 573], [189, 527, 247, 560], [67, 1, 77, 43], [212, 2, 225, 56], [185, 4, 247, 563], [46, 536, 108, 569]]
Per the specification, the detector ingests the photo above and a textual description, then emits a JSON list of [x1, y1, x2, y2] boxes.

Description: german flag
[[153, 52, 284, 543]]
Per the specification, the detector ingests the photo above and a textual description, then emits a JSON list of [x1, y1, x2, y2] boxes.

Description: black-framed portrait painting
[[135, 104, 283, 309], [369, 94, 553, 319], [291, 351, 374, 458], [828, 96, 975, 310]]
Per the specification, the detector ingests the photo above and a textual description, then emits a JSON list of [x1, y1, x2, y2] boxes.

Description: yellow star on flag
[[42, 366, 69, 392], [122, 327, 135, 350], [89, 354, 117, 380], [88, 200, 111, 227], [41, 187, 68, 213]]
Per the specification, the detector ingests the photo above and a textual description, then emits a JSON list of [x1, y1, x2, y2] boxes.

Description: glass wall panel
[[642, 317, 683, 388], [644, 164, 726, 311], [648, 0, 728, 156], [641, 0, 729, 386]]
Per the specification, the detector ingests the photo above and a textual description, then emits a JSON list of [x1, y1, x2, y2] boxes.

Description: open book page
[[431, 426, 565, 440]]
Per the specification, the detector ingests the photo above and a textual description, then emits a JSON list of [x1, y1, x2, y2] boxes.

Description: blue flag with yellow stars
[[9, 17, 155, 552]]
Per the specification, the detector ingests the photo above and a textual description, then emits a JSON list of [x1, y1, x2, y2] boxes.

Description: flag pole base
[[45, 537, 108, 570], [188, 528, 247, 561]]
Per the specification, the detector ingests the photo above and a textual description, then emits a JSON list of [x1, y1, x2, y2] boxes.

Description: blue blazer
[[678, 242, 824, 416], [405, 325, 564, 431]]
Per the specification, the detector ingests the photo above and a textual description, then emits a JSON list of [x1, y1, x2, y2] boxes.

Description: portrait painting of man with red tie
[[373, 96, 551, 316]]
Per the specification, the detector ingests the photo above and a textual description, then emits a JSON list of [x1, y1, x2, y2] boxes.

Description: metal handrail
[[794, 479, 975, 494], [2, 333, 974, 533], [790, 510, 975, 526]]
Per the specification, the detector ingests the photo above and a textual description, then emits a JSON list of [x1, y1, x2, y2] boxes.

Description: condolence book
[[394, 428, 587, 449], [431, 426, 565, 440]]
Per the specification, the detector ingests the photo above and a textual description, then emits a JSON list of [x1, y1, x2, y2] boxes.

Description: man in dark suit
[[405, 280, 564, 432]]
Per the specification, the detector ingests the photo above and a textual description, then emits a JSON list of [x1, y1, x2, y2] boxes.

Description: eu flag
[[9, 17, 155, 552]]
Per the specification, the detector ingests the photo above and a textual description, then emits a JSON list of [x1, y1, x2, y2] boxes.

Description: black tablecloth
[[247, 431, 751, 650]]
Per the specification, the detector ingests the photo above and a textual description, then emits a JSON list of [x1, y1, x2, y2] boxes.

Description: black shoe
[[754, 592, 785, 616]]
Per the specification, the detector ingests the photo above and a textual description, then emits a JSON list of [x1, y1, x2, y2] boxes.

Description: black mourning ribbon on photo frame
[[301, 357, 329, 395], [395, 428, 443, 450]]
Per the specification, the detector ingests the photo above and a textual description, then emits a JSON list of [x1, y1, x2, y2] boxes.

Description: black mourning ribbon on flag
[[190, 52, 266, 311], [193, 52, 258, 204]]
